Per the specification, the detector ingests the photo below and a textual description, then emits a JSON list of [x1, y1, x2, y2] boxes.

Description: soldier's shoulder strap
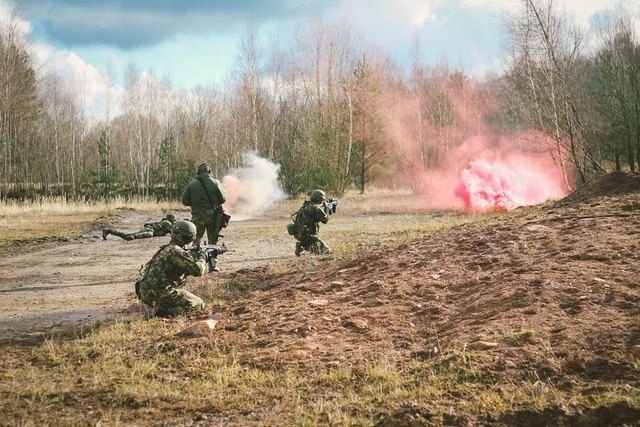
[[196, 175, 218, 209]]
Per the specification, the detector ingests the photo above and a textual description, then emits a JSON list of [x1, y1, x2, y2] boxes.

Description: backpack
[[135, 244, 170, 299], [287, 201, 314, 236]]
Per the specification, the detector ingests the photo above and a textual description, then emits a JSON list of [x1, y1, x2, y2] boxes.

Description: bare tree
[[505, 0, 604, 185]]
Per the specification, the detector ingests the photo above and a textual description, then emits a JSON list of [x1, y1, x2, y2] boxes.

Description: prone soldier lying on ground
[[287, 189, 338, 256], [102, 213, 177, 241], [135, 219, 223, 317]]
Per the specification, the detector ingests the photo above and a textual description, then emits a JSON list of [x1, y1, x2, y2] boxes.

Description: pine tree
[[92, 131, 119, 198]]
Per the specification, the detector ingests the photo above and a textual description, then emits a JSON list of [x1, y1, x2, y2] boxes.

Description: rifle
[[323, 198, 339, 215], [191, 243, 230, 273]]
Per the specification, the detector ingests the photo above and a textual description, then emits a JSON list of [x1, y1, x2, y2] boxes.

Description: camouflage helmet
[[163, 213, 177, 223], [310, 189, 326, 203], [160, 220, 173, 232], [197, 163, 212, 174], [172, 220, 197, 243]]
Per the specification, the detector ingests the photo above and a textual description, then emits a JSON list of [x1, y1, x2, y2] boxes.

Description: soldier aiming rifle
[[287, 189, 338, 256], [135, 220, 229, 318]]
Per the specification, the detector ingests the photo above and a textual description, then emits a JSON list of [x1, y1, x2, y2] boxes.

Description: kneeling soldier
[[291, 189, 331, 256], [102, 213, 177, 241], [136, 220, 206, 317]]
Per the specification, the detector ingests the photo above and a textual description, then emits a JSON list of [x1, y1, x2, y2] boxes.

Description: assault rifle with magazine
[[323, 198, 339, 215], [190, 243, 230, 273]]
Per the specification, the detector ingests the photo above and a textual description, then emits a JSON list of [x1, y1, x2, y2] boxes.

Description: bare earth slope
[[1, 178, 638, 425], [0, 201, 456, 339], [199, 173, 640, 423]]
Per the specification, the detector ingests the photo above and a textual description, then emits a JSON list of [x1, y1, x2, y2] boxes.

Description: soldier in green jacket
[[137, 220, 207, 317], [181, 163, 227, 245], [102, 213, 177, 241], [291, 189, 331, 256]]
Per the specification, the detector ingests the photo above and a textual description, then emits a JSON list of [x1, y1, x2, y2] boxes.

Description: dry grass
[[1, 315, 636, 426], [0, 213, 98, 246], [0, 196, 183, 218], [502, 330, 537, 347], [2, 191, 636, 424], [0, 196, 184, 247]]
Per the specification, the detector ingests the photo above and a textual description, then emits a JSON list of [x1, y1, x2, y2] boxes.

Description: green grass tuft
[[502, 330, 536, 346]]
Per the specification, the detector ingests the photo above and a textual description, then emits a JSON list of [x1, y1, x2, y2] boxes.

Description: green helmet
[[310, 189, 326, 203], [160, 220, 173, 232], [163, 213, 177, 223], [172, 220, 197, 244]]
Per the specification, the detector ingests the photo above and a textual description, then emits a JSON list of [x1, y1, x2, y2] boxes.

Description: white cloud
[[336, 0, 438, 30], [31, 44, 126, 120], [459, 0, 517, 12], [561, 0, 630, 25], [0, 0, 29, 37], [0, 0, 124, 121], [461, 0, 638, 28]]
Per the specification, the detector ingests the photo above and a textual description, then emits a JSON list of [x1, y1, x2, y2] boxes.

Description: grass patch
[[0, 213, 98, 247], [1, 322, 636, 425], [3, 194, 635, 423], [0, 196, 183, 218], [502, 330, 536, 346], [0, 196, 184, 247]]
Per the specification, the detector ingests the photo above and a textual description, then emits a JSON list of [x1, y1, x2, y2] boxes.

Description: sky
[[4, 0, 639, 115]]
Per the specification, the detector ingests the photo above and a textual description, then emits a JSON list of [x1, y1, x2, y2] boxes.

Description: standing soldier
[[136, 220, 207, 317], [181, 163, 227, 245], [289, 189, 332, 256], [102, 213, 177, 241]]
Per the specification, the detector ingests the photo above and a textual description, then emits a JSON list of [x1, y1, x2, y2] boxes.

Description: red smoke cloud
[[379, 75, 570, 212], [454, 152, 567, 212]]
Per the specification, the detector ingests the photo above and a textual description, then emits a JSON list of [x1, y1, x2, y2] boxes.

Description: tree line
[[0, 0, 638, 201]]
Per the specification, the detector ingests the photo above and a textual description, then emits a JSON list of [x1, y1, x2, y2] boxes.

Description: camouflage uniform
[[104, 220, 173, 241], [191, 209, 218, 245], [137, 244, 207, 317], [182, 169, 226, 246], [294, 201, 330, 255]]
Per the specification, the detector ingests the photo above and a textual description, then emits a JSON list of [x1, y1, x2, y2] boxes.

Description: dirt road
[[0, 209, 288, 338], [0, 204, 452, 339]]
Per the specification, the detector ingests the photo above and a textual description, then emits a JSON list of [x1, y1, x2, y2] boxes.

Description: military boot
[[295, 242, 303, 257], [209, 258, 220, 273]]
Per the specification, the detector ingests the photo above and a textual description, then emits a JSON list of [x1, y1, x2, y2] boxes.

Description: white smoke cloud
[[222, 152, 286, 220]]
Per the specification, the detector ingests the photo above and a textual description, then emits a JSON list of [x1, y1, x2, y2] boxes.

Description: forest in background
[[1, 0, 640, 201]]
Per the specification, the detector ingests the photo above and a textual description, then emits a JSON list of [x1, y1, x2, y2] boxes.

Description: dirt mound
[[196, 181, 640, 412], [556, 172, 640, 207]]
